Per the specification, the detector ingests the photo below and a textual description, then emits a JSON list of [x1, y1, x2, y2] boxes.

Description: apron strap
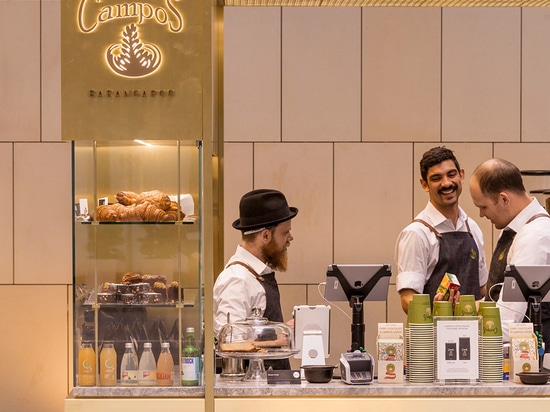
[[413, 219, 442, 238], [226, 261, 265, 282], [526, 213, 550, 224]]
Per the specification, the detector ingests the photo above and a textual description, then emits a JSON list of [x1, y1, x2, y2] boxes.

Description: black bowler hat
[[232, 189, 298, 232]]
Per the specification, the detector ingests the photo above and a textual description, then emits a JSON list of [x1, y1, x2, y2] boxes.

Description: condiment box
[[377, 323, 404, 383], [436, 272, 460, 301], [509, 323, 539, 383]]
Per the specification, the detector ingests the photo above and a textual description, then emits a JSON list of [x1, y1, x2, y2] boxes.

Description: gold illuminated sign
[[62, 0, 205, 140], [76, 0, 184, 78], [77, 0, 184, 33]]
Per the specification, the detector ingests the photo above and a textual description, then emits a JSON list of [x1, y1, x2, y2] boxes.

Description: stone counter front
[[71, 376, 550, 397]]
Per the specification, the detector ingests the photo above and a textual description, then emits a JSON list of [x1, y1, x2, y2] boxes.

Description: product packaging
[[377, 323, 404, 383], [509, 323, 539, 382], [436, 272, 461, 301]]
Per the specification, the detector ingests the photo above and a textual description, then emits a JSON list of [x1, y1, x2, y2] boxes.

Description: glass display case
[[72, 140, 204, 393]]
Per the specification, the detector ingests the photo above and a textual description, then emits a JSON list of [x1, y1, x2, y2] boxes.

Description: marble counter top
[[71, 377, 550, 398]]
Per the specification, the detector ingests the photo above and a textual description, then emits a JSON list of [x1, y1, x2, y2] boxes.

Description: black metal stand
[[528, 295, 544, 370], [350, 296, 365, 352]]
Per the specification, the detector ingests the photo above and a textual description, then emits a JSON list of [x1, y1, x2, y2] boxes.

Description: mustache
[[438, 184, 457, 194]]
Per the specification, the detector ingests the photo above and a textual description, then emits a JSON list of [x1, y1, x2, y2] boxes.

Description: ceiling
[[219, 0, 550, 6]]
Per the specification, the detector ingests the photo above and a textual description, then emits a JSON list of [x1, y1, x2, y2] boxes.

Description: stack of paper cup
[[454, 295, 477, 316], [406, 294, 434, 383], [480, 305, 503, 383]]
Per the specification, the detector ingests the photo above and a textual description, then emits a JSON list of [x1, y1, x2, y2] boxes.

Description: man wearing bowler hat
[[214, 189, 298, 370]]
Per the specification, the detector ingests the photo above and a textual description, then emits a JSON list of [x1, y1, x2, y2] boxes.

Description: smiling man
[[395, 147, 488, 314]]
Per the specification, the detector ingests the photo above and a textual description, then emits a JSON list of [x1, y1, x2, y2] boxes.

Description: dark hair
[[472, 158, 526, 200], [419, 147, 460, 181]]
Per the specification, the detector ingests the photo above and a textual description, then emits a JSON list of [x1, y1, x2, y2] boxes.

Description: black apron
[[226, 261, 291, 370], [260, 272, 291, 370], [486, 228, 516, 302], [415, 219, 482, 302]]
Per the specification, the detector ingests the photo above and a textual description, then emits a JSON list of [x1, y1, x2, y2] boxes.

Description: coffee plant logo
[[106, 24, 161, 78]]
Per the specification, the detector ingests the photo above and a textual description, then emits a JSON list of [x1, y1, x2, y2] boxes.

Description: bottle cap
[[186, 327, 194, 333], [161, 342, 170, 348], [144, 342, 152, 348], [125, 342, 133, 348]]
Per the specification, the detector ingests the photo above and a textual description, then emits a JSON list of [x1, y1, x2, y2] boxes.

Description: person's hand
[[286, 319, 294, 330], [433, 293, 444, 302], [449, 288, 460, 305]]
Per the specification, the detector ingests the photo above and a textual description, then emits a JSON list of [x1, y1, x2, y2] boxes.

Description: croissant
[[96, 205, 118, 222], [143, 203, 167, 222], [136, 190, 172, 211], [116, 191, 139, 206]]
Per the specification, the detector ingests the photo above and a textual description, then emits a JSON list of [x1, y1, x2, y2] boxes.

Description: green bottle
[[181, 327, 200, 386]]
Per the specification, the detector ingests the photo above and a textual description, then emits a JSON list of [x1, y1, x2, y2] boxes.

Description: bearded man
[[213, 189, 298, 370]]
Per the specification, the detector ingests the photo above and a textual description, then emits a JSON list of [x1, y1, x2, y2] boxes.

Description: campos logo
[[77, 0, 185, 78], [107, 24, 161, 77]]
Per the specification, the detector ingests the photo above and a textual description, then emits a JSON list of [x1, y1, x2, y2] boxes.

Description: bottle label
[[121, 370, 138, 383], [181, 356, 200, 383]]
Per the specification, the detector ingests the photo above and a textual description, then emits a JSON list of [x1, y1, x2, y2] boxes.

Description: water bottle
[[181, 327, 200, 386], [138, 342, 157, 386], [120, 342, 138, 386]]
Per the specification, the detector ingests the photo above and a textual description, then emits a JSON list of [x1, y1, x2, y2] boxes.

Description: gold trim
[[219, 0, 550, 6]]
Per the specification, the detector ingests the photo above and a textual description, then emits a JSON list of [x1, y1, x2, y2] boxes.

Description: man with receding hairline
[[470, 158, 550, 349]]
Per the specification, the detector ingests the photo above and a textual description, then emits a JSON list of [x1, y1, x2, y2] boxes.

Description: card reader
[[339, 352, 374, 385]]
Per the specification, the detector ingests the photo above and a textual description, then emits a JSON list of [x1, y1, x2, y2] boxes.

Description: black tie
[[486, 229, 516, 302]]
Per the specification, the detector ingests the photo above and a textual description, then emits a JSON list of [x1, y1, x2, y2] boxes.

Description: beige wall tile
[[363, 8, 441, 142], [41, 0, 61, 142], [0, 1, 40, 141], [222, 143, 254, 264], [334, 143, 411, 283], [14, 143, 72, 284], [0, 144, 14, 283], [0, 285, 68, 412], [224, 7, 281, 142], [442, 8, 520, 142], [282, 8, 361, 142], [254, 142, 334, 285], [522, 9, 550, 143]]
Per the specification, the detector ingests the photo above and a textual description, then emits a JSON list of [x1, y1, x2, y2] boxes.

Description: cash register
[[340, 351, 374, 384]]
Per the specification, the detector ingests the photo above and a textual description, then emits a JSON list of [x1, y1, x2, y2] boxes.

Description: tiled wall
[[3, 2, 550, 411], [223, 7, 550, 368], [0, 1, 71, 412]]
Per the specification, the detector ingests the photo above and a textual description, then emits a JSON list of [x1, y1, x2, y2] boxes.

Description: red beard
[[262, 239, 288, 272]]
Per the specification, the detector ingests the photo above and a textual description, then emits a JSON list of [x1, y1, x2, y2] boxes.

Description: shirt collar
[[232, 245, 273, 275], [506, 197, 547, 233], [424, 201, 467, 229]]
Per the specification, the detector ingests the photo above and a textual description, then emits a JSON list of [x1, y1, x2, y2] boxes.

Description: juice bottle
[[120, 342, 139, 386], [99, 341, 117, 386], [156, 342, 175, 386], [78, 342, 96, 386], [138, 342, 157, 386], [181, 327, 200, 386]]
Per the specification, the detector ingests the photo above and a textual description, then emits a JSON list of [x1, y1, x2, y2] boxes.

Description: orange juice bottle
[[99, 341, 117, 386], [156, 342, 175, 386], [78, 342, 96, 386]]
